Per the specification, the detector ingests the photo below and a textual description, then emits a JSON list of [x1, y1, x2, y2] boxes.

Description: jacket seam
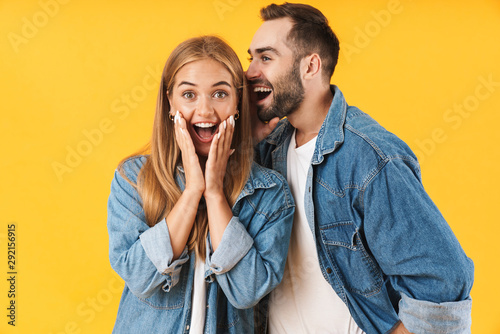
[[345, 124, 387, 160], [243, 196, 292, 222]]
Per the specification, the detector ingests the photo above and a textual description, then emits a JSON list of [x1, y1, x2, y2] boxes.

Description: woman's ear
[[166, 90, 173, 108]]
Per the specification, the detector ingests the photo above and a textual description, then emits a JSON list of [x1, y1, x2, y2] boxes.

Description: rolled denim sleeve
[[205, 174, 294, 310], [205, 217, 254, 274], [108, 161, 189, 298], [399, 293, 472, 333], [363, 158, 474, 332], [140, 219, 189, 290]]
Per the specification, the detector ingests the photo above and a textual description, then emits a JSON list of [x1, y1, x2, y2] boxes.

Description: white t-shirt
[[268, 130, 364, 334], [189, 255, 207, 334]]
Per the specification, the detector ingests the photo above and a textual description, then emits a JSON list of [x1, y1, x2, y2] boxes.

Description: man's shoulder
[[342, 106, 417, 164]]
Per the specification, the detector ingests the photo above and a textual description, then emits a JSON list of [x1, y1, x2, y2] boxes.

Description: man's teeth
[[194, 123, 216, 128], [254, 87, 272, 93]]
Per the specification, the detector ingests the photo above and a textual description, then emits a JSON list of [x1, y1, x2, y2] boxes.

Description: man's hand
[[252, 114, 280, 145], [391, 322, 413, 334]]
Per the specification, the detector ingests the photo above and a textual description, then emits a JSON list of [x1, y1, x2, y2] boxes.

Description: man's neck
[[287, 86, 333, 147]]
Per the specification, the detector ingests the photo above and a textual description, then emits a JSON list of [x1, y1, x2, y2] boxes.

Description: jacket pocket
[[136, 265, 189, 309], [320, 221, 383, 297]]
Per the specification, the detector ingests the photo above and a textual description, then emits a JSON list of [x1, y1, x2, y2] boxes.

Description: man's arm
[[363, 158, 474, 332]]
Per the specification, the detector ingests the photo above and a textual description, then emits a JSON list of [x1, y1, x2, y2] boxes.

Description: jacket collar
[[264, 85, 347, 165], [236, 162, 279, 203]]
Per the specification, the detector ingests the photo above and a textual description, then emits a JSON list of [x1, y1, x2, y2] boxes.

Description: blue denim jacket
[[255, 86, 474, 334], [107, 156, 294, 333]]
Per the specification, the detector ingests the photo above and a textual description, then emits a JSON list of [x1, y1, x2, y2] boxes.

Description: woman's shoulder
[[249, 162, 286, 185], [117, 155, 149, 183], [245, 162, 294, 209]]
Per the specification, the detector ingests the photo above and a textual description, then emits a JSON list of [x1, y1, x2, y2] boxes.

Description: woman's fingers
[[175, 111, 195, 154], [225, 115, 235, 156]]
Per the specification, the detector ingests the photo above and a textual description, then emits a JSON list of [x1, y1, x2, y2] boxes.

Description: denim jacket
[[255, 86, 474, 334], [107, 156, 294, 333]]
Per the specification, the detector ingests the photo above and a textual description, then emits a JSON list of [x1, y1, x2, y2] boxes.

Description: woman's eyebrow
[[177, 81, 196, 87], [212, 81, 231, 88], [177, 81, 231, 88]]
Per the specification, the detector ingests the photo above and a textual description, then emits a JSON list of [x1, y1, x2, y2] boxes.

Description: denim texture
[[255, 86, 474, 334], [108, 156, 294, 333]]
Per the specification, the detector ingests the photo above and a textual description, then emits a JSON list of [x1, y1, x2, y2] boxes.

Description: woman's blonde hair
[[119, 36, 253, 258]]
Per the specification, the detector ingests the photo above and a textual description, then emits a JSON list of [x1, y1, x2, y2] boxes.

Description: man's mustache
[[248, 79, 273, 89]]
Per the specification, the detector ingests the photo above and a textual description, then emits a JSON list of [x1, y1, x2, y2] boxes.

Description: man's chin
[[257, 108, 278, 123]]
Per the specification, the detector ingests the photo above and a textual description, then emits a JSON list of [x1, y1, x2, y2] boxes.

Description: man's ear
[[302, 53, 322, 80]]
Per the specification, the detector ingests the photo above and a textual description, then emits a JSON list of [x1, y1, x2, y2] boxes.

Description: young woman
[[107, 36, 294, 333]]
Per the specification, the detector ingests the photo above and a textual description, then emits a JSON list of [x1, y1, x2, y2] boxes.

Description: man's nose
[[246, 61, 260, 81]]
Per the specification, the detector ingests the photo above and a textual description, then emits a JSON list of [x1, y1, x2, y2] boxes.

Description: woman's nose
[[196, 95, 214, 117]]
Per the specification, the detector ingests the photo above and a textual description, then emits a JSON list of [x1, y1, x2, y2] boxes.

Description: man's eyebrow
[[247, 47, 281, 56]]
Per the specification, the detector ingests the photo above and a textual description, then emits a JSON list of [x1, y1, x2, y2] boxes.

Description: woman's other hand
[[204, 115, 235, 250], [174, 110, 205, 196], [204, 115, 235, 200]]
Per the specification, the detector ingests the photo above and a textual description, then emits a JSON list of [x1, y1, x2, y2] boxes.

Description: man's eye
[[262, 56, 271, 62], [213, 91, 228, 99], [182, 92, 195, 99]]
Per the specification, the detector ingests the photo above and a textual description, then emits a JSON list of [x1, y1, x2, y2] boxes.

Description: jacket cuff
[[399, 293, 472, 333], [139, 218, 189, 290], [205, 217, 253, 276]]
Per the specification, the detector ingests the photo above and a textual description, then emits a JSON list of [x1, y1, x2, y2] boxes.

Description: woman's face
[[168, 58, 239, 157]]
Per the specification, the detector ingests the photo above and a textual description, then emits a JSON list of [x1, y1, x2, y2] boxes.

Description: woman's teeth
[[194, 123, 217, 139], [194, 123, 216, 128]]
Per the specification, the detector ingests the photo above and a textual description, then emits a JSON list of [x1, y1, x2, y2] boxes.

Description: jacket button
[[326, 268, 332, 274]]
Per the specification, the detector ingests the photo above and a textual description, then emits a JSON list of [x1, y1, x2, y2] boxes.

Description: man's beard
[[256, 60, 305, 122]]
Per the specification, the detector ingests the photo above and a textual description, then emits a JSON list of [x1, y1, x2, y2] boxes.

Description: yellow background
[[1, 0, 499, 333]]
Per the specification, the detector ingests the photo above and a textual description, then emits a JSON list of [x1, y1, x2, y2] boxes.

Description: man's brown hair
[[260, 3, 340, 81]]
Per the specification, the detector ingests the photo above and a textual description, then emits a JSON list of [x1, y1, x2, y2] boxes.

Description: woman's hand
[[174, 111, 205, 196], [204, 115, 235, 251], [204, 115, 235, 201]]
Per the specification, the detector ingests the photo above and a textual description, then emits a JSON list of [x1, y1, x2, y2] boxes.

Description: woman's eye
[[182, 92, 195, 99], [213, 91, 228, 99]]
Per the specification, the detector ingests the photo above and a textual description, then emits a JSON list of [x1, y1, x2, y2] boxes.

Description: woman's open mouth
[[193, 122, 218, 142]]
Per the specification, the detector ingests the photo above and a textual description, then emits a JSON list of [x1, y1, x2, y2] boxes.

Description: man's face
[[247, 18, 305, 122]]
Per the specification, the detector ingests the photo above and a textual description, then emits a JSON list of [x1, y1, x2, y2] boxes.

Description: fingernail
[[230, 149, 235, 155], [230, 115, 234, 126], [223, 120, 226, 130], [217, 132, 221, 139]]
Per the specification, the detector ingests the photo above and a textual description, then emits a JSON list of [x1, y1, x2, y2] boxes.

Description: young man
[[247, 3, 474, 333]]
